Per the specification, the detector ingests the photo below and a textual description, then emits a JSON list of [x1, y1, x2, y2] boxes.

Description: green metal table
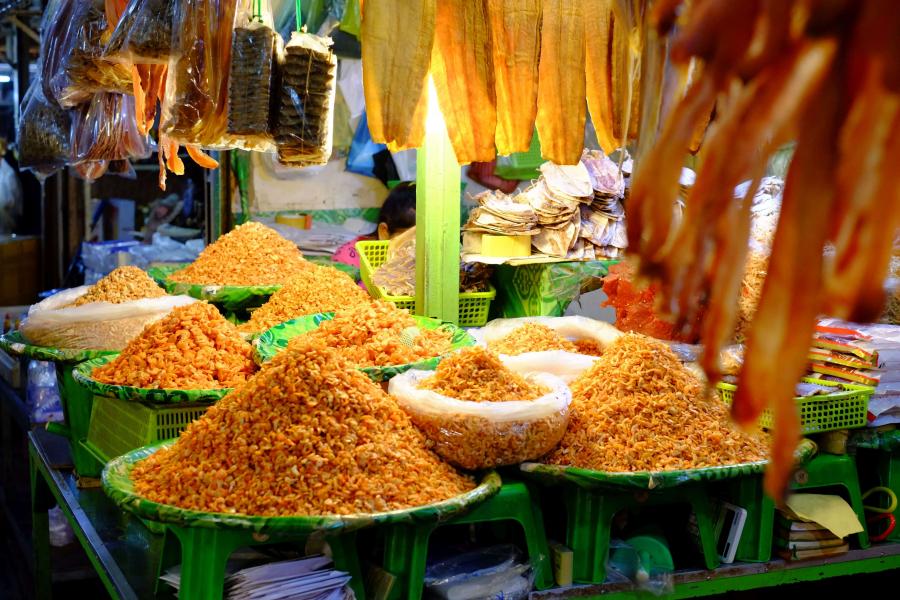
[[29, 427, 900, 600]]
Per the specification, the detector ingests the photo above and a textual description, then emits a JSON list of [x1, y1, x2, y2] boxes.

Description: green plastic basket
[[356, 240, 495, 327], [86, 396, 210, 465], [495, 133, 543, 180], [717, 377, 873, 435]]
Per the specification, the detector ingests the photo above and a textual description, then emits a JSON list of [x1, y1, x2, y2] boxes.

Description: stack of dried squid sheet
[[361, 0, 662, 165], [629, 0, 900, 500], [227, 15, 278, 149]]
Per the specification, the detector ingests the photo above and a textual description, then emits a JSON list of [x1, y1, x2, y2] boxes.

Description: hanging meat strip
[[584, 0, 617, 154], [361, 0, 436, 151], [431, 0, 498, 164], [487, 0, 541, 155], [536, 0, 586, 165]]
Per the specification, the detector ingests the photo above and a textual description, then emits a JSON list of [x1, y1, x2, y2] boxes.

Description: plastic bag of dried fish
[[275, 30, 337, 166], [70, 93, 153, 175], [43, 0, 133, 108], [226, 1, 279, 152], [21, 286, 196, 351], [389, 348, 572, 470], [104, 0, 176, 64], [163, 0, 238, 148], [16, 78, 72, 178]]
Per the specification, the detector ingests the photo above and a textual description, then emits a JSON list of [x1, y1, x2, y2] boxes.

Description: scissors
[[863, 486, 897, 543]]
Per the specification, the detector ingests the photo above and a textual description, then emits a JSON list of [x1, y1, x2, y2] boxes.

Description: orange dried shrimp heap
[[131, 337, 474, 516], [73, 266, 166, 306], [545, 333, 768, 472], [421, 347, 547, 402], [92, 302, 257, 389], [289, 300, 452, 368], [169, 222, 310, 286], [489, 323, 577, 355], [239, 265, 370, 333]]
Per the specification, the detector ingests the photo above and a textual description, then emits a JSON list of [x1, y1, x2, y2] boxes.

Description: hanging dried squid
[[629, 0, 900, 501]]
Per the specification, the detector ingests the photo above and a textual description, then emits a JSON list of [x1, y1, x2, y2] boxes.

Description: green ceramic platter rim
[[102, 441, 501, 535], [147, 265, 281, 313], [73, 356, 235, 405], [519, 439, 818, 491], [253, 313, 477, 382], [0, 330, 117, 364]]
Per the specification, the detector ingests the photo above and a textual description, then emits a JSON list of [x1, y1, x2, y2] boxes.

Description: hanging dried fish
[[487, 0, 542, 155], [536, 0, 586, 165], [630, 0, 900, 501], [361, 0, 436, 151]]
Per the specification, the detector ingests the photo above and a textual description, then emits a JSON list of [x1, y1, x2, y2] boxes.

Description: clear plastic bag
[[43, 0, 134, 108], [16, 78, 72, 177], [425, 545, 534, 600], [20, 287, 196, 351], [473, 316, 623, 350], [274, 30, 337, 166], [104, 0, 177, 64], [26, 360, 63, 424], [227, 1, 279, 151], [163, 0, 239, 147], [389, 368, 571, 470], [70, 92, 152, 164]]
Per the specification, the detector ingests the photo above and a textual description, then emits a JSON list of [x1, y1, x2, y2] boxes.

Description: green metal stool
[[727, 475, 775, 562], [564, 483, 720, 584], [381, 481, 553, 600], [156, 525, 366, 600], [791, 453, 870, 548]]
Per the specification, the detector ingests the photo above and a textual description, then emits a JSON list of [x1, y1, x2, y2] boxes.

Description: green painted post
[[415, 80, 461, 323]]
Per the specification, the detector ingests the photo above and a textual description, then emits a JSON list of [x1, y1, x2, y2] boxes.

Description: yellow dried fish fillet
[[611, 16, 641, 143], [431, 0, 498, 164], [488, 0, 542, 155], [536, 0, 586, 165], [585, 0, 618, 154], [361, 0, 436, 150]]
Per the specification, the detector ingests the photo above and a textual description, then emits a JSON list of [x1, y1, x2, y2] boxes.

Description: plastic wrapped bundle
[[163, 0, 238, 147], [71, 93, 153, 165], [44, 0, 133, 108], [16, 79, 72, 177], [228, 20, 275, 133], [275, 31, 336, 166], [104, 0, 176, 64]]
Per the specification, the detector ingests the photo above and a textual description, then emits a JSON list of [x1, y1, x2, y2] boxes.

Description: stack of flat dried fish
[[521, 161, 594, 257], [228, 20, 277, 142], [630, 0, 900, 500], [464, 191, 540, 236], [579, 150, 628, 259], [275, 31, 337, 166]]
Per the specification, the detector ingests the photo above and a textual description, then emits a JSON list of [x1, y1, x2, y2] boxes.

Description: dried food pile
[[545, 333, 768, 472], [288, 301, 452, 368], [131, 337, 474, 516], [421, 347, 547, 402], [92, 303, 257, 389], [73, 266, 166, 306], [239, 265, 370, 333], [169, 222, 310, 286], [391, 346, 569, 470], [489, 323, 578, 356]]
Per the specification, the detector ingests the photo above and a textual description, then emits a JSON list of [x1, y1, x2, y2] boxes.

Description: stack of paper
[[161, 555, 353, 600]]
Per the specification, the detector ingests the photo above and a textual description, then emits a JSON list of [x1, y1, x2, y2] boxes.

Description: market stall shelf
[[252, 313, 476, 381], [0, 331, 116, 478], [102, 441, 502, 600], [148, 264, 281, 314]]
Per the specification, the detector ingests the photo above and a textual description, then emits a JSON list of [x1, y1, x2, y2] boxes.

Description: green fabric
[[73, 356, 234, 405], [102, 440, 501, 534], [339, 0, 361, 36], [850, 429, 900, 452], [253, 313, 475, 382], [492, 260, 618, 318], [519, 439, 817, 491], [147, 265, 280, 313], [0, 331, 117, 364]]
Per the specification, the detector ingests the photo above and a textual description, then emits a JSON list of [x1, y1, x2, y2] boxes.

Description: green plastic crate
[[717, 377, 873, 435], [86, 395, 211, 465], [356, 240, 495, 327]]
